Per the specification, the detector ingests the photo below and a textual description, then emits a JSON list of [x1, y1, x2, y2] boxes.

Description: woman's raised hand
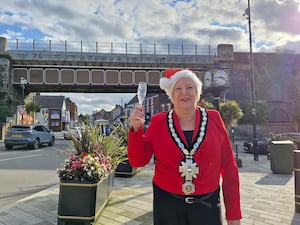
[[128, 105, 145, 131]]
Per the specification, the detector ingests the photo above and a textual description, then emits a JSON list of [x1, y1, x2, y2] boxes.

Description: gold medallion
[[182, 181, 195, 195]]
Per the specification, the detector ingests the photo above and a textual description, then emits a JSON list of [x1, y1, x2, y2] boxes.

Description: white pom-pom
[[159, 77, 171, 90]]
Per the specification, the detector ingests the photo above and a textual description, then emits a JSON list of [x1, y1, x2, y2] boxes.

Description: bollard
[[235, 144, 242, 168], [294, 150, 300, 213]]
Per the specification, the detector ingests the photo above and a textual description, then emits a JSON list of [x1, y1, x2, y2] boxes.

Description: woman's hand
[[128, 106, 145, 132], [227, 220, 241, 225]]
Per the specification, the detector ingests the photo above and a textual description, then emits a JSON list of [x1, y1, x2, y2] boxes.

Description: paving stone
[[1, 142, 300, 225]]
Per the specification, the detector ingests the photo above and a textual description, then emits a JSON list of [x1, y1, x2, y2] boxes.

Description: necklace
[[168, 107, 208, 195]]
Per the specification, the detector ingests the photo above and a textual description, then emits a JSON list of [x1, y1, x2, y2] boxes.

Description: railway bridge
[[0, 38, 234, 93], [1, 37, 300, 136], [0, 37, 233, 116]]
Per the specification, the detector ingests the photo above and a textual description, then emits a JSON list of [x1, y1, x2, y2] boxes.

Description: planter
[[115, 159, 139, 176], [57, 171, 114, 225]]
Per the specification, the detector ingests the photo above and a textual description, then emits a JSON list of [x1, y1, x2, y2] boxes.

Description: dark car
[[243, 137, 270, 155], [271, 132, 300, 148], [4, 124, 55, 150]]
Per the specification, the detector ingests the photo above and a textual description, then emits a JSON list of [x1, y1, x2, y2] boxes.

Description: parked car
[[271, 132, 300, 148], [63, 127, 82, 140], [4, 124, 55, 150], [243, 137, 270, 155]]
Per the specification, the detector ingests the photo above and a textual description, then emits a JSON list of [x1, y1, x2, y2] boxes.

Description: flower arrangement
[[57, 124, 127, 183], [112, 118, 129, 145]]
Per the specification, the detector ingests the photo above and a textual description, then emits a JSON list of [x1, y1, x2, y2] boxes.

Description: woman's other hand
[[128, 106, 145, 131]]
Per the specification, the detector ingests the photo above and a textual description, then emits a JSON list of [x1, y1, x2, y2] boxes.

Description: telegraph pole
[[244, 0, 258, 161]]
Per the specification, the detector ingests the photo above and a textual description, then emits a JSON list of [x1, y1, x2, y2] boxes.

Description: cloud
[[2, 0, 299, 49]]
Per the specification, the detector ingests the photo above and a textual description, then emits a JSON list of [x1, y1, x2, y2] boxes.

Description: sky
[[1, 0, 300, 114]]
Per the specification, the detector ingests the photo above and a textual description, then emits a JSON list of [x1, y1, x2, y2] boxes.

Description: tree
[[78, 113, 90, 125], [219, 100, 244, 130], [198, 99, 214, 109], [239, 102, 268, 124], [25, 101, 41, 123], [293, 102, 300, 132], [0, 103, 8, 122]]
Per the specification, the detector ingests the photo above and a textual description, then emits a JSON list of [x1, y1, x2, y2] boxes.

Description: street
[[0, 138, 72, 208]]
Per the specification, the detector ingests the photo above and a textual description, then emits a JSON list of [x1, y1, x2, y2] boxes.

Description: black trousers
[[153, 183, 222, 225]]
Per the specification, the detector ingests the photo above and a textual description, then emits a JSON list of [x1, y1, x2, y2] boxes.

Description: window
[[271, 84, 283, 101]]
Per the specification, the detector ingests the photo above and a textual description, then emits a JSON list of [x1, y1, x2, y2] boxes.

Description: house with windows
[[35, 95, 77, 132], [124, 93, 172, 123], [64, 97, 78, 129]]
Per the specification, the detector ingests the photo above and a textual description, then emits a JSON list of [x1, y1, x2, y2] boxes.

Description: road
[[0, 138, 73, 208]]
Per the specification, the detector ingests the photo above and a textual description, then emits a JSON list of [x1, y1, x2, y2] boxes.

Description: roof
[[159, 93, 171, 104], [127, 93, 159, 105], [35, 95, 65, 109]]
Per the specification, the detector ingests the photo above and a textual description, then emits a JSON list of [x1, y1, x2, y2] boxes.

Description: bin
[[270, 140, 295, 174]]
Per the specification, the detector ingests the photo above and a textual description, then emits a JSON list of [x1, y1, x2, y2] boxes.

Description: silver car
[[4, 124, 55, 150], [63, 127, 83, 140]]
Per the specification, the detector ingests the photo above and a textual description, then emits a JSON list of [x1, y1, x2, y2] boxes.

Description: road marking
[[0, 154, 43, 162], [0, 149, 45, 155]]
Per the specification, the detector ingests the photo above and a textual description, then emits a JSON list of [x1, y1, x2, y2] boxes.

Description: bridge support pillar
[[0, 52, 18, 127], [0, 37, 7, 54]]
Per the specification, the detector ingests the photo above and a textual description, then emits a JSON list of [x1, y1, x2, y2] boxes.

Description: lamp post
[[20, 77, 26, 103], [20, 77, 28, 124], [244, 0, 258, 161]]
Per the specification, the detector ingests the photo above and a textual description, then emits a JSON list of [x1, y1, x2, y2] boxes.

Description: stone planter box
[[57, 171, 114, 225]]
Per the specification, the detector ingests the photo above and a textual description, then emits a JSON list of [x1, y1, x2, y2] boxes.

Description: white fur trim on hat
[[159, 69, 202, 103]]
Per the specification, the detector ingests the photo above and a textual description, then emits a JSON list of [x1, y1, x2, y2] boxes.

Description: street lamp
[[20, 77, 29, 124], [244, 0, 258, 161], [20, 77, 28, 103]]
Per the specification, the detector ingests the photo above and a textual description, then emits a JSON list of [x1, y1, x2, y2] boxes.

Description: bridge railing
[[7, 39, 217, 56]]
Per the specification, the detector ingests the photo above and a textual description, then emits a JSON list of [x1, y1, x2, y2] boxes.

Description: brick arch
[[269, 108, 290, 122]]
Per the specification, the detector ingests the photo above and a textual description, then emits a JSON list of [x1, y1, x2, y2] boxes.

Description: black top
[[183, 130, 193, 149]]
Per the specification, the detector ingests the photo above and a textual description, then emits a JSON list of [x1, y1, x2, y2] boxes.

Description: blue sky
[[1, 0, 300, 114]]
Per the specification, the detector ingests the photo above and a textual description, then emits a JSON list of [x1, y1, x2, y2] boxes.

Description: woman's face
[[172, 77, 197, 110]]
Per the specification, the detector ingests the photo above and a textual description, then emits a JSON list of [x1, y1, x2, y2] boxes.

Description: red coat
[[128, 108, 242, 220]]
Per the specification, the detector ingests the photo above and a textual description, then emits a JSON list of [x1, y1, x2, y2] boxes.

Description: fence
[[7, 39, 217, 56]]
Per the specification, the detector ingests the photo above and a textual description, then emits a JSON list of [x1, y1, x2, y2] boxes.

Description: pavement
[[1, 140, 300, 225]]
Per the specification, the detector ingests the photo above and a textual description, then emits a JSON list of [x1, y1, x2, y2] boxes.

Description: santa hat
[[159, 69, 202, 102]]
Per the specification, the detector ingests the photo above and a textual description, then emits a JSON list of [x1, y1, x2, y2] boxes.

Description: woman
[[128, 69, 242, 225]]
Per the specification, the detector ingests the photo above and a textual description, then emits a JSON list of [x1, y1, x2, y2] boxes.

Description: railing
[[7, 39, 217, 56]]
